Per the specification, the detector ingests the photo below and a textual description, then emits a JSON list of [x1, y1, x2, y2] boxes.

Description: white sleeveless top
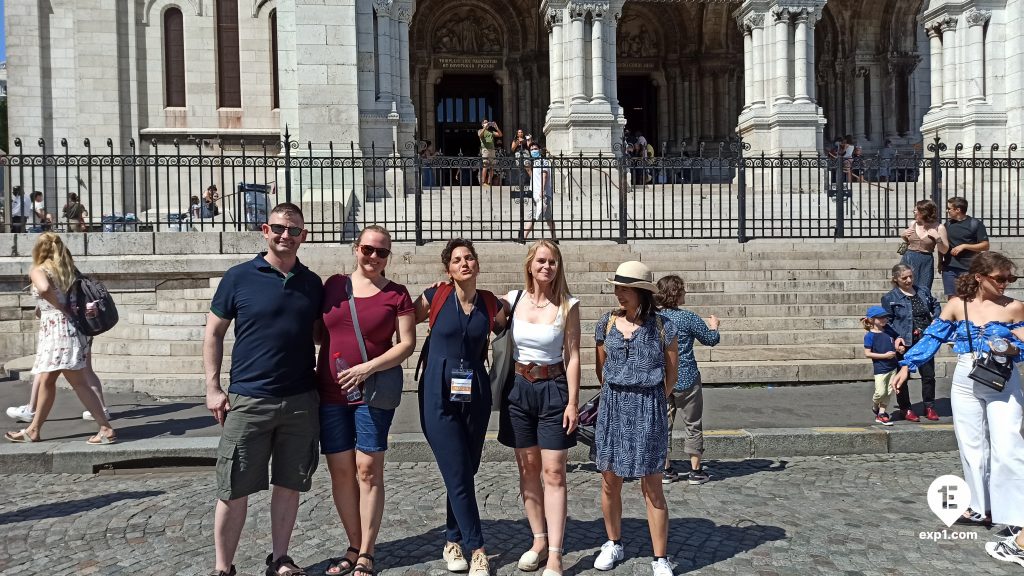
[[508, 290, 580, 364]]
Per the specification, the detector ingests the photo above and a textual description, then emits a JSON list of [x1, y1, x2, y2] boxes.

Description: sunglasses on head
[[266, 223, 304, 237], [986, 274, 1019, 285], [358, 244, 392, 258]]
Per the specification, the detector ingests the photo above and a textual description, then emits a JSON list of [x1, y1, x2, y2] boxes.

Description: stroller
[[576, 392, 601, 460]]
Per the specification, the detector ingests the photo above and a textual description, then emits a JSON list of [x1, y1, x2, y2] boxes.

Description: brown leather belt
[[515, 361, 566, 383]]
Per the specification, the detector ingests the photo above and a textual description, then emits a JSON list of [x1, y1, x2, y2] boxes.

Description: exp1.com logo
[[921, 475, 979, 541]]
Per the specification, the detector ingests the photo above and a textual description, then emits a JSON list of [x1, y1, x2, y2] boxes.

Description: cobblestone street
[[0, 452, 1011, 575]]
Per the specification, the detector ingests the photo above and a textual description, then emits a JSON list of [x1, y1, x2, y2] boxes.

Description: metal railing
[[2, 134, 1021, 243]]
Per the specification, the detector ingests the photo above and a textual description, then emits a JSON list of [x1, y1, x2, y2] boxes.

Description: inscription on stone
[[437, 57, 500, 70]]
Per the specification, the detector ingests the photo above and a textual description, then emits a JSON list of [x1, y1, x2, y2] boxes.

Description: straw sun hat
[[607, 260, 657, 292]]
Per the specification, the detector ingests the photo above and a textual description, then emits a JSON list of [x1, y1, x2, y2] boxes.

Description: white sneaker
[[469, 550, 489, 576], [987, 535, 1024, 567], [651, 557, 674, 576], [593, 540, 624, 571], [82, 409, 111, 421], [6, 405, 35, 423], [443, 541, 469, 572]]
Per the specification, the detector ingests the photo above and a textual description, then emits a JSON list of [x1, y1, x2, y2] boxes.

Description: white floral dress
[[31, 281, 88, 374]]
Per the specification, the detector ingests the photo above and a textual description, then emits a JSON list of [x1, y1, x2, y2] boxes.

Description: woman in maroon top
[[317, 225, 416, 576]]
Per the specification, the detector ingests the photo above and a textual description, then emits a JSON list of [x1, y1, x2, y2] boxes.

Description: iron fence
[[2, 134, 1021, 243]]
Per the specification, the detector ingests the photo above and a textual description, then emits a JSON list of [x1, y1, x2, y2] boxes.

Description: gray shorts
[[215, 389, 320, 501]]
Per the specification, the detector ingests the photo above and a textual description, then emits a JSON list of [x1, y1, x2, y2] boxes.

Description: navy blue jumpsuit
[[418, 287, 495, 550]]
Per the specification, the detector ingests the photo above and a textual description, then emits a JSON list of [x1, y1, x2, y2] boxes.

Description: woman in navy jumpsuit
[[414, 239, 504, 576]]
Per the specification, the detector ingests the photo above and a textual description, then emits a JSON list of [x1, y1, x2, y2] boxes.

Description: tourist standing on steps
[[203, 202, 324, 576], [478, 119, 502, 188], [4, 233, 115, 445], [654, 274, 720, 485], [499, 240, 580, 576], [317, 225, 416, 576], [890, 252, 1024, 565], [939, 196, 990, 298], [593, 261, 679, 576], [899, 199, 947, 295], [881, 264, 942, 422], [522, 143, 556, 242], [414, 238, 505, 576]]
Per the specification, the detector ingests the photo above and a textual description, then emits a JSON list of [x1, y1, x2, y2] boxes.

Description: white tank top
[[509, 291, 580, 364]]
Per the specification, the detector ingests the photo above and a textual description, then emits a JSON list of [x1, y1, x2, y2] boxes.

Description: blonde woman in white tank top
[[499, 240, 581, 576]]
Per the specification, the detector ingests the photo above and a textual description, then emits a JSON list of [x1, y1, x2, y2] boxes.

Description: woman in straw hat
[[592, 261, 679, 576]]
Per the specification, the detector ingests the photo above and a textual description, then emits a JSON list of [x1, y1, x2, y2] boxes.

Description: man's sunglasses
[[986, 274, 1019, 285], [266, 223, 304, 237], [358, 244, 392, 258]]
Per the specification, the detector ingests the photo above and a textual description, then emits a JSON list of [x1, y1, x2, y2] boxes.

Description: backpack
[[67, 270, 119, 336], [414, 283, 500, 381]]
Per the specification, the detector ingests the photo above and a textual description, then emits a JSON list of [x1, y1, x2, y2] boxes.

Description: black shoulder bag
[[965, 301, 1013, 392]]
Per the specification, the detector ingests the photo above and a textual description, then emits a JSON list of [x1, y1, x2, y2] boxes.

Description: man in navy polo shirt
[[203, 202, 324, 576]]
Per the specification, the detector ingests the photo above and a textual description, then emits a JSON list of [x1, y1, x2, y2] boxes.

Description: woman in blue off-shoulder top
[[892, 252, 1024, 567]]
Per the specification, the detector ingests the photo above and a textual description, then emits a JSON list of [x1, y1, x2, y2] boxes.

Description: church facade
[[5, 0, 1023, 157]]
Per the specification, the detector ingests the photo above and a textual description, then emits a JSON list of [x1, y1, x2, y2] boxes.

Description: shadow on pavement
[[115, 416, 216, 440], [110, 401, 204, 421], [318, 516, 785, 574], [0, 490, 164, 526], [567, 459, 788, 483]]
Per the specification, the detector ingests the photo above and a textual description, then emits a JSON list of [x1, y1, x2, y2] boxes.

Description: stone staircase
[[4, 239, 1023, 398]]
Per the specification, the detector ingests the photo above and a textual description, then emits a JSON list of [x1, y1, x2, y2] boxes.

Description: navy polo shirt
[[210, 252, 324, 398]]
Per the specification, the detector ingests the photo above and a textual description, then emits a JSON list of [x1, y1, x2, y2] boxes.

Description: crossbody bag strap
[[964, 299, 974, 356], [347, 276, 369, 363]]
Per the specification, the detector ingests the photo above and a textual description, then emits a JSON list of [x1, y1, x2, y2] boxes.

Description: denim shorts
[[319, 402, 396, 454], [504, 373, 577, 450]]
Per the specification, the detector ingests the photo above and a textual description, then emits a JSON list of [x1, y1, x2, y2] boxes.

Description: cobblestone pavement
[[0, 452, 1013, 576]]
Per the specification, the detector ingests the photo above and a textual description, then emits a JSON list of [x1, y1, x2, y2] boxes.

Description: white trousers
[[950, 354, 1024, 526]]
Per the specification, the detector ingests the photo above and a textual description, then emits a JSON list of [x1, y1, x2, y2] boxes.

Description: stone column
[[681, 70, 692, 138], [965, 9, 991, 103], [592, 9, 606, 102], [869, 63, 882, 142], [397, 10, 413, 113], [793, 10, 810, 103], [547, 8, 565, 109], [748, 13, 766, 107], [940, 17, 957, 107], [606, 11, 619, 113], [376, 5, 393, 103], [702, 73, 714, 137], [742, 24, 753, 109], [570, 7, 587, 103], [853, 67, 867, 142], [774, 8, 792, 104], [926, 25, 943, 111]]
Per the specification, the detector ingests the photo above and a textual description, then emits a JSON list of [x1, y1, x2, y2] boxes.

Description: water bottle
[[990, 338, 1010, 364], [333, 352, 362, 401]]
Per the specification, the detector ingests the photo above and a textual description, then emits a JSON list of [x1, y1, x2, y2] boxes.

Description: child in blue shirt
[[863, 306, 902, 425]]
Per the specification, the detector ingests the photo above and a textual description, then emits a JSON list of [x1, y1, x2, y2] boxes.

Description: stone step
[[89, 338, 235, 357], [126, 311, 209, 327], [102, 323, 234, 341], [3, 355, 961, 398]]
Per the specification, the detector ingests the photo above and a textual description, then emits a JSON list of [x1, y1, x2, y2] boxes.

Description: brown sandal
[[265, 553, 307, 576]]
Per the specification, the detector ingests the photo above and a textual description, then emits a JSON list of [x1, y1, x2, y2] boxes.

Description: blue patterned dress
[[594, 311, 676, 478]]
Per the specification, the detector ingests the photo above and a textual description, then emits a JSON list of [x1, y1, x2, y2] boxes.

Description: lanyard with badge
[[449, 292, 475, 403]]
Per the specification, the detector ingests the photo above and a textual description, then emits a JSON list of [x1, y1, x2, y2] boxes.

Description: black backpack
[[67, 270, 119, 336]]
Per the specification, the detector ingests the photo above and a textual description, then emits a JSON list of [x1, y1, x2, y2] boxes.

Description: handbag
[[576, 392, 601, 447], [896, 240, 909, 255], [964, 301, 1013, 392], [488, 290, 524, 411], [347, 277, 405, 410]]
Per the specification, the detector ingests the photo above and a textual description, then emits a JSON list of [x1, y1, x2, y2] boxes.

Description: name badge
[[450, 362, 474, 403]]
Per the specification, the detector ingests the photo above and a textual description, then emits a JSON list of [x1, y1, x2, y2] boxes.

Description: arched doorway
[[434, 75, 503, 156], [410, 0, 546, 152], [814, 0, 926, 149]]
